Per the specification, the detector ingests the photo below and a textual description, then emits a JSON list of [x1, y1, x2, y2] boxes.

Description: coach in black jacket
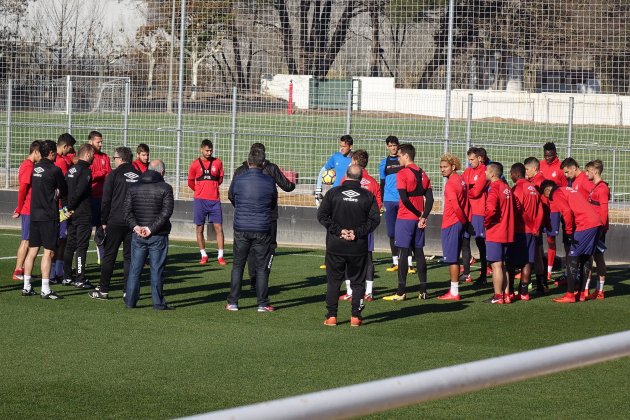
[[123, 160, 174, 310], [317, 165, 380, 326], [230, 142, 295, 289], [90, 147, 140, 300], [62, 144, 95, 288]]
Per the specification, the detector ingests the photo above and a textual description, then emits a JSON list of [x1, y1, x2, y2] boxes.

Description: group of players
[[317, 136, 609, 304], [12, 132, 229, 300]]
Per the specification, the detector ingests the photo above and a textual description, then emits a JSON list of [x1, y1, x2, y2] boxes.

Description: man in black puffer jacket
[[230, 142, 295, 290], [227, 148, 277, 312], [123, 159, 174, 310], [89, 146, 140, 300]]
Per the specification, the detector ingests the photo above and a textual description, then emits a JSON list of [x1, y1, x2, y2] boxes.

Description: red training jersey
[[90, 151, 112, 198], [64, 153, 75, 167], [341, 169, 382, 210], [442, 172, 468, 228], [484, 179, 514, 243], [461, 163, 487, 218], [540, 156, 568, 187], [551, 187, 601, 235], [132, 159, 149, 173], [54, 154, 70, 176], [396, 164, 431, 220], [16, 159, 34, 215], [570, 171, 594, 201], [588, 181, 610, 232], [512, 178, 543, 234], [188, 157, 224, 201]]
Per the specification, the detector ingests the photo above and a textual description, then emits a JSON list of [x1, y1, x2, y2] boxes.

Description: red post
[[288, 80, 293, 115]]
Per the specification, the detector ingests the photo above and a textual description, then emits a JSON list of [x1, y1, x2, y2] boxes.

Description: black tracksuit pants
[[98, 224, 132, 294], [325, 252, 368, 318], [63, 221, 92, 282], [248, 220, 277, 286]]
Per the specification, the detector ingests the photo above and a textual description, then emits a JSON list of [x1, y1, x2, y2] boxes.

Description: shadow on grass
[[363, 301, 470, 325]]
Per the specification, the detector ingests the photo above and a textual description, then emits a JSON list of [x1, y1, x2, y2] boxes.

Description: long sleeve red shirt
[[442, 172, 468, 228], [570, 171, 594, 201], [512, 178, 543, 234], [462, 163, 487, 218], [484, 179, 514, 243], [16, 159, 34, 215], [540, 156, 568, 187], [90, 151, 112, 198], [550, 187, 602, 235], [588, 181, 610, 232]]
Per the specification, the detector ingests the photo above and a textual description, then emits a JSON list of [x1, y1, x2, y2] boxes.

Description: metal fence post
[[443, 0, 455, 153], [567, 97, 574, 156], [611, 150, 616, 204], [230, 86, 237, 180], [5, 79, 12, 189], [123, 79, 130, 146], [66, 76, 72, 134], [346, 90, 352, 134], [174, 0, 187, 200], [465, 93, 473, 152]]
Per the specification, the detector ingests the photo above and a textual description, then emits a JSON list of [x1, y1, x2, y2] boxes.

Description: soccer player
[[338, 149, 382, 301], [383, 143, 433, 301], [483, 163, 514, 304], [524, 157, 550, 294], [437, 154, 468, 301], [50, 133, 74, 284], [539, 142, 567, 282], [507, 163, 542, 301], [540, 180, 601, 303], [22, 140, 68, 300], [188, 139, 226, 265], [460, 147, 488, 286], [584, 160, 609, 300], [132, 143, 150, 173], [314, 135, 354, 203], [62, 144, 95, 289], [379, 136, 403, 271], [561, 157, 593, 200], [87, 131, 112, 264], [12, 141, 41, 281]]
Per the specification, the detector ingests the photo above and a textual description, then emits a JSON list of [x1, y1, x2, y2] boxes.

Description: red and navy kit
[[54, 154, 70, 176], [570, 171, 594, 200], [132, 159, 149, 173], [188, 157, 224, 201], [512, 178, 542, 234], [462, 163, 487, 219], [484, 180, 514, 243], [442, 173, 468, 228], [16, 159, 34, 215], [588, 181, 610, 232], [551, 187, 601, 235], [90, 151, 112, 198], [540, 156, 567, 187], [396, 164, 431, 220]]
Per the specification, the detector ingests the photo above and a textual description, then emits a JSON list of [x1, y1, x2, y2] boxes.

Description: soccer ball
[[321, 169, 336, 185]]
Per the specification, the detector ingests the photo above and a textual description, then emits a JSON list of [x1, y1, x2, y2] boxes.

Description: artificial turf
[[0, 228, 629, 419]]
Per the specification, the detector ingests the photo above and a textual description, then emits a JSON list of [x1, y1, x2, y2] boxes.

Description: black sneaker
[[41, 290, 63, 300], [73, 280, 94, 289], [473, 277, 488, 287], [89, 290, 109, 300], [50, 276, 63, 285], [61, 278, 74, 286], [21, 287, 37, 296]]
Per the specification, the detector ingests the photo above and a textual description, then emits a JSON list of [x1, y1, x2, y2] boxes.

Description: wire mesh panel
[[0, 0, 628, 224]]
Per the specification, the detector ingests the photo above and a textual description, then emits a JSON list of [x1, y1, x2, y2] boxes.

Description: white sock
[[218, 249, 224, 258], [200, 249, 207, 258], [408, 256, 413, 266], [450, 281, 459, 296], [366, 280, 373, 295], [23, 275, 32, 291], [56, 260, 64, 275], [598, 280, 605, 291], [392, 256, 399, 265], [41, 279, 51, 295], [547, 265, 553, 274], [345, 280, 352, 296], [584, 279, 591, 291]]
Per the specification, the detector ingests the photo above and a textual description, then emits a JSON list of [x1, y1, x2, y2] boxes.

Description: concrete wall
[[2, 190, 629, 263], [263, 75, 630, 127]]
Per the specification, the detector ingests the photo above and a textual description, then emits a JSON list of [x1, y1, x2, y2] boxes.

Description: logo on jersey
[[124, 172, 139, 182], [33, 167, 44, 177], [342, 190, 360, 202], [552, 171, 557, 178], [360, 178, 370, 187], [473, 174, 478, 181], [68, 167, 77, 177], [503, 188, 511, 198]]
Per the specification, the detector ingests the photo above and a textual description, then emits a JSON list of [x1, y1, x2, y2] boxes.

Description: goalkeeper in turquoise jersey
[[314, 135, 354, 206]]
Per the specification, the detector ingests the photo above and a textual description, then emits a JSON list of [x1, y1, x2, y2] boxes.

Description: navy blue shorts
[[21, 215, 30, 240], [569, 227, 600, 257], [486, 241, 508, 263], [194, 199, 223, 225], [463, 214, 486, 239], [58, 220, 68, 239], [394, 219, 425, 249], [507, 233, 535, 267], [441, 222, 464, 264], [368, 232, 374, 252], [545, 212, 560, 237], [384, 201, 399, 238]]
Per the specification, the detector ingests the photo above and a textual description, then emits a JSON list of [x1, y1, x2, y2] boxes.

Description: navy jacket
[[228, 167, 277, 233]]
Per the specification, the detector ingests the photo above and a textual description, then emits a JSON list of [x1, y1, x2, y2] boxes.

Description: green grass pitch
[[1, 228, 629, 418]]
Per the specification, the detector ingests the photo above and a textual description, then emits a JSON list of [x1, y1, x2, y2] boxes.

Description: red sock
[[546, 237, 556, 270]]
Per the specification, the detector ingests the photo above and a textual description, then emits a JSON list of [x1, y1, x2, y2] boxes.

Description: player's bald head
[[346, 164, 362, 181]]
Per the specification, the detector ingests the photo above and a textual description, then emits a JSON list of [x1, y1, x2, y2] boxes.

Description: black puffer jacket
[[124, 170, 174, 236], [101, 162, 141, 227], [64, 160, 92, 224]]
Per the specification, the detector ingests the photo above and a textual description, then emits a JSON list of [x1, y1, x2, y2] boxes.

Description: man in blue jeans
[[124, 159, 174, 310], [226, 147, 277, 312]]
